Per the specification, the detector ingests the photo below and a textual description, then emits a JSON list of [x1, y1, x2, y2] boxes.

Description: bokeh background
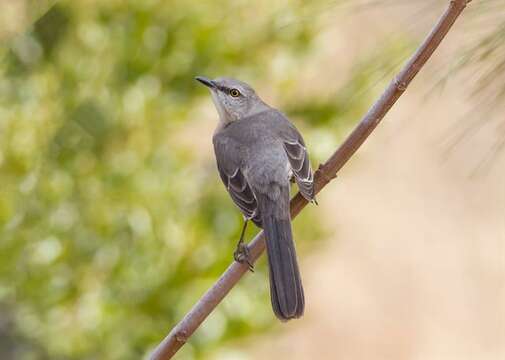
[[0, 1, 503, 359]]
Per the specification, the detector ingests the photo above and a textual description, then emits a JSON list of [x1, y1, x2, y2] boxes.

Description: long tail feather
[[258, 190, 304, 321]]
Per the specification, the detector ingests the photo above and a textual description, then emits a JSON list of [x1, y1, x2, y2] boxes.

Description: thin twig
[[150, 1, 471, 358]]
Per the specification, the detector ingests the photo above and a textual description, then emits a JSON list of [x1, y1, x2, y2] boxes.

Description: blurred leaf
[[0, 0, 396, 359]]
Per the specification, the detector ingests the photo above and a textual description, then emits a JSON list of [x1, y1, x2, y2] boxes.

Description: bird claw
[[234, 243, 254, 272]]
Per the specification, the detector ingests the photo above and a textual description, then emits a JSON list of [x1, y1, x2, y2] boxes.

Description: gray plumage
[[196, 76, 315, 321]]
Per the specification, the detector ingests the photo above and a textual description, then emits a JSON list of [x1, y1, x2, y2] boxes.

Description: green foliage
[[0, 1, 333, 359], [1, 1, 497, 357]]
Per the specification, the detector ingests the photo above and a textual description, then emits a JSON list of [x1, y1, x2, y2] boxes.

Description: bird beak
[[195, 76, 215, 89]]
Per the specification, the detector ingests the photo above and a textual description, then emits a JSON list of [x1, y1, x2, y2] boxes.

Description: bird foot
[[234, 242, 254, 272]]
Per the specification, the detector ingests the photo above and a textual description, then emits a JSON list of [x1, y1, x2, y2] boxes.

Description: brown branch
[[150, 1, 471, 358]]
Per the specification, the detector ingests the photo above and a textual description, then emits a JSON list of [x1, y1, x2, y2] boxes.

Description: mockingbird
[[196, 76, 315, 321]]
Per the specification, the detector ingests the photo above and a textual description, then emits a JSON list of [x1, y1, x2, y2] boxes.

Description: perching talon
[[233, 242, 254, 272]]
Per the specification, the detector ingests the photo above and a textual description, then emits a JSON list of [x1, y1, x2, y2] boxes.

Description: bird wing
[[213, 134, 262, 227], [281, 124, 315, 202]]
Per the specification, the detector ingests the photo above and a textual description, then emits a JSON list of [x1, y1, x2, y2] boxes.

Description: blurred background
[[0, 1, 503, 359]]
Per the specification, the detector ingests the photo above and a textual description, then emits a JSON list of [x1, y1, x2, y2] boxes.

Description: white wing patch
[[283, 139, 314, 201]]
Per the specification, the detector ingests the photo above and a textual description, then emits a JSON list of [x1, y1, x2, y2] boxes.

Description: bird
[[195, 76, 316, 321]]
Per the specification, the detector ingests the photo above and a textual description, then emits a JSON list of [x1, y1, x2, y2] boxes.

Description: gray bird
[[196, 76, 315, 321]]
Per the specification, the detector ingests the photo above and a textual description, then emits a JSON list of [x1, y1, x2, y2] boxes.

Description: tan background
[[210, 3, 505, 359]]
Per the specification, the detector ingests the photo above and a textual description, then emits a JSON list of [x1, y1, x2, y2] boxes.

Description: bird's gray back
[[213, 109, 292, 198]]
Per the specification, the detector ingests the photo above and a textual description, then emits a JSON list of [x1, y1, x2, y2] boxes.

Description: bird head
[[195, 76, 268, 123]]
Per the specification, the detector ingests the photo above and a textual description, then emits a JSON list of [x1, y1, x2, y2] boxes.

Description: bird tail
[[257, 191, 304, 321]]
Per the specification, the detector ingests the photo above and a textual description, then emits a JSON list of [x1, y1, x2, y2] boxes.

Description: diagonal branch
[[150, 1, 472, 358]]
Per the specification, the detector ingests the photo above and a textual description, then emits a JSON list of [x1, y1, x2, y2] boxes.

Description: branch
[[150, 1, 471, 358]]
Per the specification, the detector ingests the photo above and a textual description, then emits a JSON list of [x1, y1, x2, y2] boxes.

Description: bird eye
[[229, 88, 240, 97]]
